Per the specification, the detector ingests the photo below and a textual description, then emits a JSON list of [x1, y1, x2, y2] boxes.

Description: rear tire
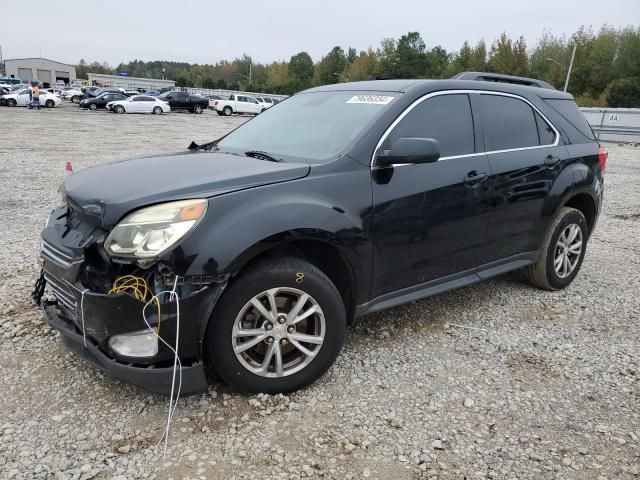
[[216, 111, 224, 116], [206, 257, 346, 394], [71, 95, 81, 103], [524, 207, 588, 290], [223, 106, 232, 116]]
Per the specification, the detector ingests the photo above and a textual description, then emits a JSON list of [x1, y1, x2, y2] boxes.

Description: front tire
[[45, 99, 55, 108], [114, 105, 125, 114], [524, 207, 588, 290], [152, 106, 162, 114], [71, 95, 81, 103], [88, 103, 97, 111], [206, 257, 346, 394], [193, 104, 203, 114]]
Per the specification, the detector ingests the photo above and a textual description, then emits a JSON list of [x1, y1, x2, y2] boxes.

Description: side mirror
[[376, 137, 441, 166]]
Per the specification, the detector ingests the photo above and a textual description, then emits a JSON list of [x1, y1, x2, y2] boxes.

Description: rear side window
[[385, 94, 475, 157], [544, 99, 595, 141], [479, 95, 539, 151], [534, 112, 556, 145]]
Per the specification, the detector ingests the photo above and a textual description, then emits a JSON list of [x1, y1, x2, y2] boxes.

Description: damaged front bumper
[[39, 205, 225, 396]]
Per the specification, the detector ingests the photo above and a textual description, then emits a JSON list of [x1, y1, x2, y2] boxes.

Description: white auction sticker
[[346, 95, 394, 105]]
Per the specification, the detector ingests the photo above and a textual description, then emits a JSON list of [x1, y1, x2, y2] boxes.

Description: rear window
[[544, 99, 595, 141]]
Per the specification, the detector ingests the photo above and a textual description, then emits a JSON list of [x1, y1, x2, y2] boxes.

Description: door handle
[[464, 172, 488, 184], [545, 155, 561, 166]]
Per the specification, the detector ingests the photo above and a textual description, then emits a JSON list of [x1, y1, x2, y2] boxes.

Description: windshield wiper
[[244, 150, 281, 162]]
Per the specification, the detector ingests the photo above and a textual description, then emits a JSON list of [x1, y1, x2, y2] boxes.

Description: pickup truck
[[213, 94, 263, 116], [157, 91, 209, 114]]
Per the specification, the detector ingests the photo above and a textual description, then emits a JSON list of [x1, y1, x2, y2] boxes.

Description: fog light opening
[[108, 329, 158, 358]]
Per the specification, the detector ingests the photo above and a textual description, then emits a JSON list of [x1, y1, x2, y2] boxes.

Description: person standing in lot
[[32, 83, 40, 109]]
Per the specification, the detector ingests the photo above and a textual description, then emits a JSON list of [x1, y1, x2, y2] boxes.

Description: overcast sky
[[1, 0, 638, 66]]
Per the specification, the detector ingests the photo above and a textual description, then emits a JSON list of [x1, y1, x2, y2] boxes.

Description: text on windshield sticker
[[346, 95, 394, 105]]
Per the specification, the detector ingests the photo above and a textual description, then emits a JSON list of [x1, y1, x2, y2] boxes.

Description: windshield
[[217, 91, 397, 162]]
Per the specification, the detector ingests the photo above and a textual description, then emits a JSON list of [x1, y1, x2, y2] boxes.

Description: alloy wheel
[[231, 287, 325, 378], [554, 223, 583, 278]]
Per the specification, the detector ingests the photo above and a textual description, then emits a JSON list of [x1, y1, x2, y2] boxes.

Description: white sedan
[[106, 95, 171, 114], [3, 88, 62, 108], [61, 87, 85, 103]]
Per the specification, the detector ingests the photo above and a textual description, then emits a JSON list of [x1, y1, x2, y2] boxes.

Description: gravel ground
[[0, 102, 639, 480]]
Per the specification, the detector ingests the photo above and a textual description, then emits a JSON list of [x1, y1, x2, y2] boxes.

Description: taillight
[[214, 101, 218, 106], [598, 146, 608, 173]]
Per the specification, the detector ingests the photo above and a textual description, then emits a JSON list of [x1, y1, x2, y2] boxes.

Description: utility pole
[[249, 60, 252, 85], [564, 43, 577, 93]]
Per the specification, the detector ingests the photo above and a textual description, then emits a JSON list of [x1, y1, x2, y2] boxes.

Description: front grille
[[44, 272, 77, 320], [41, 239, 83, 269]]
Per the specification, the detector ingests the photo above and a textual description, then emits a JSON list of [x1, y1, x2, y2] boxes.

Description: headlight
[[105, 199, 207, 258]]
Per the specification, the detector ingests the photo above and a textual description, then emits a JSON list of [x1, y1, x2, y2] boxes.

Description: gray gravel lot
[[0, 102, 639, 480]]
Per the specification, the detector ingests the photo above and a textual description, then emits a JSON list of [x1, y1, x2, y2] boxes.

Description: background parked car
[[157, 91, 209, 113], [61, 87, 84, 103], [0, 86, 11, 105], [80, 92, 127, 110], [4, 88, 61, 108], [142, 90, 161, 97], [88, 87, 125, 98], [255, 96, 275, 109], [203, 94, 223, 109], [106, 95, 170, 114], [213, 93, 263, 116], [80, 86, 101, 97]]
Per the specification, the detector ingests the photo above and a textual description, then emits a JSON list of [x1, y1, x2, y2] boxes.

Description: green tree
[[469, 40, 487, 71], [512, 36, 529, 76], [347, 47, 358, 64], [377, 38, 398, 78], [614, 26, 640, 80], [288, 51, 314, 88], [585, 26, 618, 97], [606, 77, 640, 107], [529, 30, 568, 89], [488, 33, 515, 74], [447, 41, 473, 76], [346, 48, 379, 80], [425, 46, 449, 78], [317, 46, 347, 84], [396, 32, 427, 77]]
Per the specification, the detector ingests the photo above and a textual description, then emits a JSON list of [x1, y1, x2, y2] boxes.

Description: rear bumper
[[43, 301, 209, 396]]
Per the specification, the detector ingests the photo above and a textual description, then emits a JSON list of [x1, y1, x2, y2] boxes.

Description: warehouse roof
[[4, 57, 76, 68]]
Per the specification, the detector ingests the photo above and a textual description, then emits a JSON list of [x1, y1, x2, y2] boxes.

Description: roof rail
[[451, 72, 556, 90]]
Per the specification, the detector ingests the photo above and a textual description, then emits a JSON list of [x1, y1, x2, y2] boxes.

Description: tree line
[[76, 24, 640, 107]]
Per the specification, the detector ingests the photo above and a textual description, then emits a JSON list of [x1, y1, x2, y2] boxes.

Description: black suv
[[38, 72, 605, 395]]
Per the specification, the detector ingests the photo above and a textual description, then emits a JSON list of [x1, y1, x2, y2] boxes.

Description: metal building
[[3, 57, 77, 86], [87, 73, 175, 91]]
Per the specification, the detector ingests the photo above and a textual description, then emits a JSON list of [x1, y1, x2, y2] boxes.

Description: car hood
[[63, 150, 311, 227]]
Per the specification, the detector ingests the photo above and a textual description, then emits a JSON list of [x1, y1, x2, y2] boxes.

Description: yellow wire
[[109, 275, 161, 336]]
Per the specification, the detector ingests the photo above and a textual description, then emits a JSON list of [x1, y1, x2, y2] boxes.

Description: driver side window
[[384, 94, 475, 158]]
